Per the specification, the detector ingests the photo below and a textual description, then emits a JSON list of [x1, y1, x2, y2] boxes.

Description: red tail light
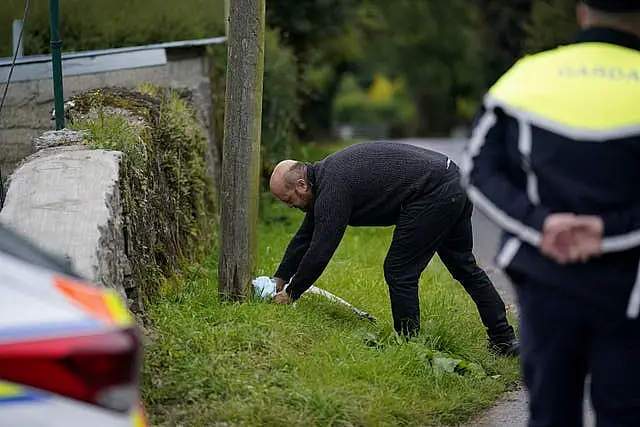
[[0, 326, 141, 413]]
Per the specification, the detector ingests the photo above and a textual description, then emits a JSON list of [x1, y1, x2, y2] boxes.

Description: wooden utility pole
[[218, 0, 265, 300]]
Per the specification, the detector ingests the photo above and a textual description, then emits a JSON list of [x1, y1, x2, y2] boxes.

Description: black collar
[[305, 162, 316, 190], [573, 27, 640, 52]]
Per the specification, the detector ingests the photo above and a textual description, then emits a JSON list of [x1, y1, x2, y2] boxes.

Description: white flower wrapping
[[252, 276, 376, 322]]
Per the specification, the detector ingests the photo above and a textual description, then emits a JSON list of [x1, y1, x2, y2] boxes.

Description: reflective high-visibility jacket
[[462, 27, 640, 317]]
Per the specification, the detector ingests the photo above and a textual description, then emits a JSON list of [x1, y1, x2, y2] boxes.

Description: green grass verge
[[141, 141, 520, 427]]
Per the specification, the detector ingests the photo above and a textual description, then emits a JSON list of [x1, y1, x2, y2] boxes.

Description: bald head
[[270, 160, 298, 193], [269, 160, 313, 211]]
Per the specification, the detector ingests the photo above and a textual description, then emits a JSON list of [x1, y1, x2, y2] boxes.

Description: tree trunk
[[218, 0, 265, 300]]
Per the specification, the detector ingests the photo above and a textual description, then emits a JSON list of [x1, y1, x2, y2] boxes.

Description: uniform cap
[[583, 0, 640, 12]]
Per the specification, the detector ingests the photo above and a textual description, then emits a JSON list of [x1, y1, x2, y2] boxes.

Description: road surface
[[400, 138, 594, 427]]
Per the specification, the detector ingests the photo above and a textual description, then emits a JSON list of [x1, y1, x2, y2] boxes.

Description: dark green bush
[[335, 92, 412, 126], [212, 28, 300, 184], [334, 75, 416, 138], [261, 29, 300, 170], [523, 0, 579, 55], [1, 0, 225, 56]]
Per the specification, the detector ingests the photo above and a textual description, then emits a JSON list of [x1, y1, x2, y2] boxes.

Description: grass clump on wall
[[69, 86, 216, 305]]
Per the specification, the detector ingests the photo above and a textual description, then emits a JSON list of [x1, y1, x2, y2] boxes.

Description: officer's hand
[[541, 213, 578, 264], [541, 214, 603, 264], [571, 215, 604, 262]]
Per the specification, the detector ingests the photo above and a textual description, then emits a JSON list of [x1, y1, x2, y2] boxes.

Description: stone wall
[[0, 140, 130, 303], [0, 84, 217, 309], [0, 49, 216, 183]]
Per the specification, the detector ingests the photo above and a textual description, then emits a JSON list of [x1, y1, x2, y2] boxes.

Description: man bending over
[[269, 141, 518, 356]]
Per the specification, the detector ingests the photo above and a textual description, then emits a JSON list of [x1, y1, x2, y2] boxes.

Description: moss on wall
[[69, 86, 216, 308]]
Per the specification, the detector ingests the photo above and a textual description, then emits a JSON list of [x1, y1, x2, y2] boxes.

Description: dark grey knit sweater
[[275, 141, 451, 300]]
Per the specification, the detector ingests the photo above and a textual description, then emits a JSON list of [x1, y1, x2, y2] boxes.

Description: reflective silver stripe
[[517, 119, 540, 205], [460, 111, 497, 186], [496, 237, 522, 269], [625, 260, 640, 318], [485, 95, 640, 141], [602, 230, 640, 253], [466, 187, 542, 247], [461, 110, 542, 247], [446, 158, 452, 169], [527, 172, 541, 206]]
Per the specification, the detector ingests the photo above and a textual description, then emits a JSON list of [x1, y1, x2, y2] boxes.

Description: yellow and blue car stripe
[[0, 381, 48, 406]]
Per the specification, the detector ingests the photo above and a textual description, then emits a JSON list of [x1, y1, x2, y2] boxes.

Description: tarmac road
[[399, 138, 594, 427]]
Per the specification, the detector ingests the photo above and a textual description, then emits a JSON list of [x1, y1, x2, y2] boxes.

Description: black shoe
[[489, 338, 520, 357]]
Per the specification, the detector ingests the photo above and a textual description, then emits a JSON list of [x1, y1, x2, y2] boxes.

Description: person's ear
[[295, 178, 308, 192]]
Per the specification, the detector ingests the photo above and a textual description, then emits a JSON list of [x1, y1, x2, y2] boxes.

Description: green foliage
[[1, 0, 585, 144], [476, 0, 534, 86], [334, 74, 416, 136], [363, 0, 484, 136], [290, 140, 358, 166], [265, 0, 365, 141], [266, 0, 361, 59], [211, 28, 301, 185], [143, 189, 520, 426], [1, 0, 225, 56], [260, 29, 300, 169], [70, 87, 216, 303], [523, 0, 579, 54], [207, 43, 228, 168]]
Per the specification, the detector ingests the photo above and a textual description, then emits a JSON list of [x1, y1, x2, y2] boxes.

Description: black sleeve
[[601, 201, 640, 253], [285, 187, 351, 300], [274, 211, 315, 283]]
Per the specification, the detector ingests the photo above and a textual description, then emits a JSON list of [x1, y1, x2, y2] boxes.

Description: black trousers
[[384, 167, 514, 342], [511, 272, 640, 427]]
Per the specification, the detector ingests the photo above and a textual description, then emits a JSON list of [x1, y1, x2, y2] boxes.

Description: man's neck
[[583, 21, 640, 40]]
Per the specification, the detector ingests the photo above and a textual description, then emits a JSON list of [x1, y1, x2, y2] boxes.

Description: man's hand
[[273, 290, 293, 304], [274, 277, 286, 293], [541, 214, 604, 264]]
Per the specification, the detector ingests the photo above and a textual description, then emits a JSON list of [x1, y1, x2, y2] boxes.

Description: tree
[[364, 0, 483, 136], [476, 0, 534, 86], [265, 0, 362, 140], [265, 0, 359, 61], [522, 0, 579, 54]]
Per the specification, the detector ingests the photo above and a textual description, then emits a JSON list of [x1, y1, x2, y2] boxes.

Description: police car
[[0, 225, 148, 427]]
